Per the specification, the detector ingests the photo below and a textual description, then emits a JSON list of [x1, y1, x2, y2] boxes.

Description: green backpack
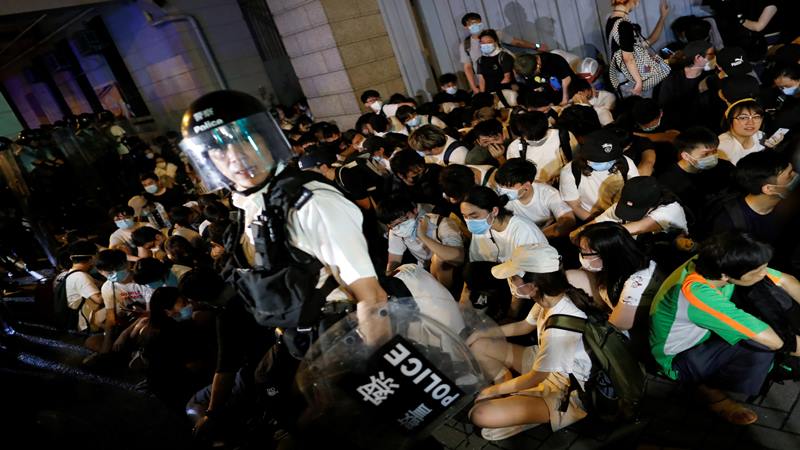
[[545, 313, 645, 423]]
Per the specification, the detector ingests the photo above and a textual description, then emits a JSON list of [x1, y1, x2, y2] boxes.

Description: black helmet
[[179, 90, 293, 192], [78, 113, 95, 127]]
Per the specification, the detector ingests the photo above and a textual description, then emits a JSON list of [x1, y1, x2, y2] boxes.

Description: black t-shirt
[[712, 197, 779, 244], [606, 17, 640, 53], [477, 51, 514, 93], [335, 155, 391, 202], [623, 134, 655, 167], [216, 296, 275, 377], [657, 160, 735, 220], [657, 70, 710, 128], [433, 89, 471, 105], [536, 52, 579, 87], [144, 186, 186, 211]]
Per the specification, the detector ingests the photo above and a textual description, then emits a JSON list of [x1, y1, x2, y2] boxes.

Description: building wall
[[0, 93, 23, 139]]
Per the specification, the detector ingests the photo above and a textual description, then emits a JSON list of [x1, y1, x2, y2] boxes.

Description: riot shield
[[295, 298, 501, 449]]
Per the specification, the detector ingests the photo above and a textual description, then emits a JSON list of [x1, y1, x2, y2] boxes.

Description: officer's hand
[[193, 414, 216, 441]]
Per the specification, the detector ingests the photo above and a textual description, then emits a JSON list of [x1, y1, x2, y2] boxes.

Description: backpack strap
[[434, 214, 444, 242], [443, 140, 464, 165], [463, 36, 472, 60], [559, 128, 573, 161], [519, 139, 528, 161], [481, 167, 496, 187], [544, 314, 587, 333]]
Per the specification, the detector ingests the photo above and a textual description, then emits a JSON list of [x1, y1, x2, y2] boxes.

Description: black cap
[[615, 176, 661, 221], [298, 145, 337, 170], [683, 40, 712, 60], [717, 47, 751, 77], [579, 129, 624, 162], [181, 90, 266, 138]]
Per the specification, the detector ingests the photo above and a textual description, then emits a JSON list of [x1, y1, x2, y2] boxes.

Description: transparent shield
[[179, 112, 292, 192]]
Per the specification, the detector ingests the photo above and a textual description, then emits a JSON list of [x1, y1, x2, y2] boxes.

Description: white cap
[[491, 244, 561, 279], [578, 57, 599, 77]]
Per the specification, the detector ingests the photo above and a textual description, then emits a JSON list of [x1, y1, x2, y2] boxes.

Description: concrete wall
[[0, 93, 23, 139], [269, 0, 406, 129], [101, 0, 276, 129]]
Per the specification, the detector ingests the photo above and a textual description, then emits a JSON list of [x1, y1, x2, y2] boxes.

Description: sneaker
[[480, 423, 538, 441]]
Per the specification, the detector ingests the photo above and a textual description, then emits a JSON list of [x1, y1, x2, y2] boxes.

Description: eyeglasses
[[579, 251, 599, 257], [734, 114, 763, 122]]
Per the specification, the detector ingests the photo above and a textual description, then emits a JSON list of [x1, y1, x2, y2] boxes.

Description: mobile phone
[[661, 47, 674, 56]]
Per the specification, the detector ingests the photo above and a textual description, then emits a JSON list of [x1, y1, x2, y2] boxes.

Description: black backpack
[[545, 313, 646, 423], [224, 167, 339, 331], [53, 270, 82, 331]]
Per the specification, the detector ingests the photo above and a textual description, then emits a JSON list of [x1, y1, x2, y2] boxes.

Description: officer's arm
[[348, 276, 387, 305], [350, 277, 389, 346]]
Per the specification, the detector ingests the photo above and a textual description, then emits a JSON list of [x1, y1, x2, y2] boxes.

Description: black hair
[[206, 222, 228, 246], [556, 105, 601, 138], [517, 90, 552, 109], [478, 29, 499, 43], [165, 235, 196, 267], [695, 232, 773, 280], [522, 269, 604, 315], [132, 226, 162, 248], [439, 73, 458, 85], [567, 77, 592, 99], [674, 127, 720, 154], [169, 206, 193, 227], [496, 158, 537, 187], [318, 122, 340, 139], [367, 113, 390, 133], [734, 151, 790, 195], [203, 201, 230, 223], [360, 89, 381, 104], [96, 249, 127, 272], [388, 93, 412, 104], [578, 222, 649, 306], [390, 149, 425, 177], [178, 267, 226, 304], [775, 64, 800, 81], [68, 240, 97, 264], [133, 257, 168, 285], [376, 196, 415, 224], [148, 287, 181, 328], [341, 129, 362, 145], [440, 164, 477, 202], [363, 135, 395, 157], [632, 98, 661, 125], [463, 185, 511, 220], [109, 204, 134, 219], [461, 12, 482, 26], [396, 105, 417, 124], [139, 172, 159, 183], [512, 112, 548, 141], [471, 92, 496, 109], [472, 119, 503, 138]]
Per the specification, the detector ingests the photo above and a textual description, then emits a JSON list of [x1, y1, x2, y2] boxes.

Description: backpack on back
[[53, 270, 81, 330], [545, 313, 645, 423]]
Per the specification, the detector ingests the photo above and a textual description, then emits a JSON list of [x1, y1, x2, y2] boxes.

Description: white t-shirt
[[594, 201, 688, 234], [589, 90, 616, 126], [427, 136, 468, 166], [233, 179, 376, 288], [717, 131, 765, 166], [469, 215, 547, 263], [100, 279, 152, 323], [505, 182, 572, 227], [388, 214, 463, 263], [524, 295, 592, 382], [617, 260, 658, 308], [64, 271, 101, 331], [400, 115, 448, 136], [506, 129, 566, 185], [559, 157, 639, 213], [109, 223, 153, 253], [393, 264, 465, 334]]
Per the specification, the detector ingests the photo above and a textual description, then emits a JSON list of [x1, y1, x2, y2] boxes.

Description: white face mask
[[497, 186, 520, 201], [445, 86, 457, 95], [510, 281, 532, 299], [392, 217, 417, 239], [579, 254, 603, 272], [703, 58, 716, 72], [369, 100, 383, 113]]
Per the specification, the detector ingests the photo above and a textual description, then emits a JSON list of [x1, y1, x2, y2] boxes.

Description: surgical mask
[[406, 116, 421, 128], [510, 282, 531, 299], [144, 184, 159, 194], [468, 23, 484, 35], [445, 86, 457, 95], [774, 174, 800, 199], [392, 217, 417, 239], [497, 186, 520, 201], [466, 216, 492, 235], [690, 154, 718, 170], [147, 280, 165, 289], [640, 119, 661, 132], [781, 86, 799, 96], [703, 59, 716, 72], [480, 43, 496, 55], [145, 153, 154, 159], [587, 160, 615, 172], [175, 304, 193, 322], [369, 100, 384, 113], [579, 254, 603, 273], [106, 269, 129, 283], [115, 218, 135, 229]]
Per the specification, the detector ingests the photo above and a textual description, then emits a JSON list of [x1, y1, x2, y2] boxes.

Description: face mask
[[175, 304, 193, 322], [579, 254, 603, 273], [145, 153, 154, 159], [480, 43, 496, 55], [369, 100, 383, 113], [466, 216, 492, 235], [640, 118, 661, 132], [468, 23, 484, 34], [106, 269, 129, 283], [144, 184, 159, 194], [774, 174, 800, 199], [445, 86, 457, 95], [147, 280, 165, 289], [587, 160, 615, 172], [781, 86, 799, 96], [392, 217, 417, 239], [406, 116, 421, 128], [690, 154, 718, 170], [497, 186, 520, 201], [510, 282, 531, 299], [703, 59, 716, 72], [115, 218, 135, 229]]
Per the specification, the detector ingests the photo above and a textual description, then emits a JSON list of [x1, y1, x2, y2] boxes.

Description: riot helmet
[[180, 90, 292, 193]]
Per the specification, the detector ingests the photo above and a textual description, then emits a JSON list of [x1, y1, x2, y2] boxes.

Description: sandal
[[707, 397, 758, 425]]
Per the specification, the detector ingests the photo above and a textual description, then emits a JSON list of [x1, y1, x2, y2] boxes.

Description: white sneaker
[[480, 423, 538, 441]]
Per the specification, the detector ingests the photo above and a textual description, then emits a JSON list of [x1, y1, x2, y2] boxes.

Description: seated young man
[[433, 73, 471, 113], [439, 163, 498, 205], [650, 232, 796, 425], [376, 197, 465, 289], [409, 125, 468, 166], [396, 105, 447, 135], [360, 89, 414, 118], [389, 149, 450, 216], [467, 119, 507, 166]]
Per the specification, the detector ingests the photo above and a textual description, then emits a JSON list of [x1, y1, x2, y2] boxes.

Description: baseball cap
[[491, 244, 561, 279], [717, 47, 751, 77], [683, 40, 713, 60], [579, 129, 623, 162], [578, 57, 599, 80], [614, 176, 662, 222]]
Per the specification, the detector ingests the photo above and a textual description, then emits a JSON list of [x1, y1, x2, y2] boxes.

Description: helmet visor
[[179, 113, 292, 192]]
